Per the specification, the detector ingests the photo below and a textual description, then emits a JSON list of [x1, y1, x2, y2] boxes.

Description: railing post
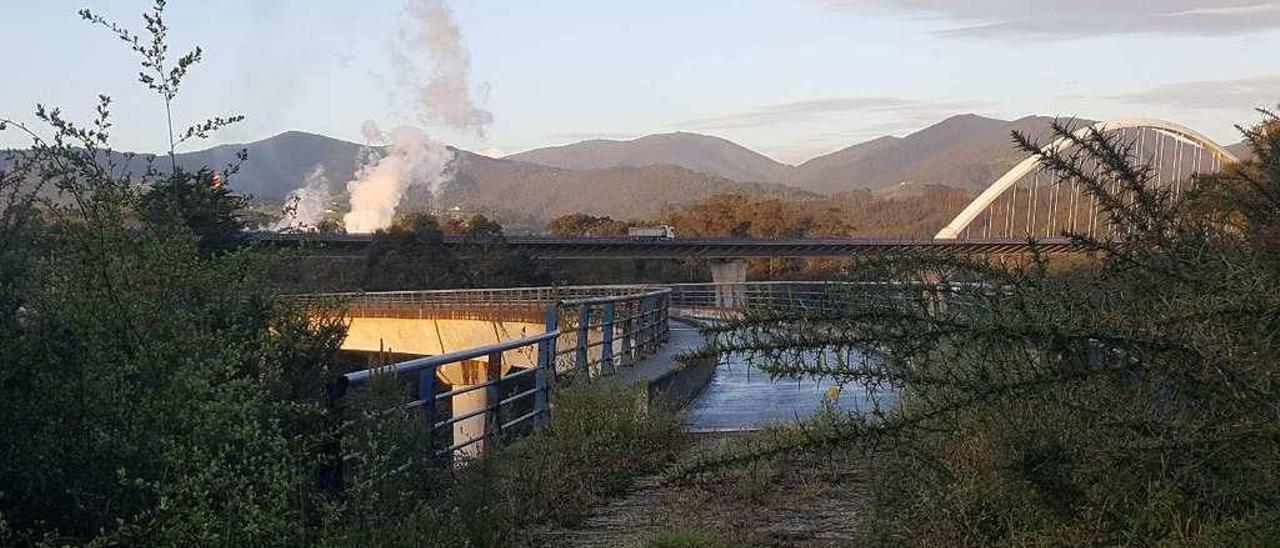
[[637, 297, 651, 354], [485, 351, 503, 450], [621, 300, 635, 367], [534, 338, 551, 430], [601, 302, 616, 376], [646, 296, 658, 352], [544, 303, 560, 380], [418, 368, 436, 465], [575, 304, 592, 379], [660, 292, 670, 343]]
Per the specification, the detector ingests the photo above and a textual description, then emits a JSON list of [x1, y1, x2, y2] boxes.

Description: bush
[[695, 113, 1280, 546], [320, 381, 684, 547], [0, 3, 344, 544]]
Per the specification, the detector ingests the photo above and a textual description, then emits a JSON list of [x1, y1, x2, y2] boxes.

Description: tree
[[363, 212, 465, 290], [139, 167, 250, 251], [0, 3, 344, 544], [363, 212, 548, 290], [548, 213, 631, 237]]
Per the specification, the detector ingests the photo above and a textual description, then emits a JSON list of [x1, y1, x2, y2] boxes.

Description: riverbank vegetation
[[685, 111, 1280, 545]]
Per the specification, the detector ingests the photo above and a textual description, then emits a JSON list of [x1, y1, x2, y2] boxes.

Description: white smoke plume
[[271, 0, 487, 234], [272, 165, 334, 231], [342, 123, 454, 233], [396, 0, 494, 134]]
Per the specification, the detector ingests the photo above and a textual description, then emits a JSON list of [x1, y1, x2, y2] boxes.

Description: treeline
[[549, 184, 975, 240], [545, 185, 976, 280]]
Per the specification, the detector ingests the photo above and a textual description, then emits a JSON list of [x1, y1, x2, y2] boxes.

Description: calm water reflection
[[686, 352, 897, 432]]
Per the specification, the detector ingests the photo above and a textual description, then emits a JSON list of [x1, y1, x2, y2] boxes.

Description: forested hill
[[505, 131, 792, 184], [22, 114, 1242, 226]]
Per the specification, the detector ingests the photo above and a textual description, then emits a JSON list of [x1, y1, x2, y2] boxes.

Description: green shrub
[[319, 381, 684, 547], [695, 113, 1280, 546]]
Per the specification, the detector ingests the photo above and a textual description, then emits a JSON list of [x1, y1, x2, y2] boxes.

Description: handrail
[[291, 284, 662, 301], [320, 284, 672, 493], [559, 287, 671, 306], [342, 331, 561, 387]]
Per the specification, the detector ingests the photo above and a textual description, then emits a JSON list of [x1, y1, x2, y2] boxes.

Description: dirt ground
[[531, 432, 872, 547]]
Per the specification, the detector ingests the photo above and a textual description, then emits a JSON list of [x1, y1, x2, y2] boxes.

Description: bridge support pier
[[708, 259, 748, 309], [438, 360, 496, 458]]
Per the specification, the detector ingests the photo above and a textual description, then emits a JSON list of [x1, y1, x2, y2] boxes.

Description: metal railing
[[668, 281, 872, 317], [323, 331, 561, 491], [668, 281, 989, 318], [316, 285, 671, 490], [550, 288, 672, 380]]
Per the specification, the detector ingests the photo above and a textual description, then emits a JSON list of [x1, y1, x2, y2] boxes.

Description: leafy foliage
[[363, 212, 549, 290], [549, 212, 634, 237], [139, 167, 250, 251], [685, 113, 1280, 545], [320, 381, 683, 547], [0, 3, 345, 545]]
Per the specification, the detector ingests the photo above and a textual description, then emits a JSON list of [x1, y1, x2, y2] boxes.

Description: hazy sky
[[3, 0, 1279, 163]]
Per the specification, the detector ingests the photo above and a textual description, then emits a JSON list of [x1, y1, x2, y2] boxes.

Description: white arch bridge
[[935, 118, 1239, 240]]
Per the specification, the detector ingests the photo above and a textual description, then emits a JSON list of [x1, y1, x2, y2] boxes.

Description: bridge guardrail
[[552, 288, 671, 380], [289, 284, 657, 314], [668, 281, 992, 318], [322, 330, 560, 492], [312, 285, 671, 491]]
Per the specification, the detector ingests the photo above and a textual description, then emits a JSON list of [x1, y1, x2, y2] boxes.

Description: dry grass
[[531, 431, 871, 548]]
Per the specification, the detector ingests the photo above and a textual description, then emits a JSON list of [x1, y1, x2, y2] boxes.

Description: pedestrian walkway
[[614, 319, 706, 386]]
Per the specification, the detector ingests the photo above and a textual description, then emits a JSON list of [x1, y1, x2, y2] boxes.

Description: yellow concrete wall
[[342, 317, 547, 382]]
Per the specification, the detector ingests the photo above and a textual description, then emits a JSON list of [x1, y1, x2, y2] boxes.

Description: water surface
[[686, 351, 896, 432]]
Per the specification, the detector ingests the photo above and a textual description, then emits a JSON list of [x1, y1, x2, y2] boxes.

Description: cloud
[[815, 1, 1280, 38], [679, 96, 989, 130], [1110, 74, 1280, 109]]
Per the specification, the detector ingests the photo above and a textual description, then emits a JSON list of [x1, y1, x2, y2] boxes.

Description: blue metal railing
[[667, 281, 990, 317], [324, 331, 559, 491], [319, 286, 671, 491], [551, 288, 671, 379]]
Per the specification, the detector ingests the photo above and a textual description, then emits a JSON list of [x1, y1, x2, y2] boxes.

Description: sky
[[2, 0, 1279, 164]]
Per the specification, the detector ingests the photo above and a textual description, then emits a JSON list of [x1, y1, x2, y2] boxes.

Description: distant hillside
[[18, 115, 1243, 228], [505, 132, 792, 184], [439, 150, 814, 222], [158, 131, 813, 226], [789, 114, 1079, 193], [1226, 140, 1253, 161], [174, 131, 366, 202]]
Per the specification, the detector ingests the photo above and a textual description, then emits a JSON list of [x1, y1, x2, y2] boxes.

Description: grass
[[639, 527, 738, 548], [325, 379, 685, 547]]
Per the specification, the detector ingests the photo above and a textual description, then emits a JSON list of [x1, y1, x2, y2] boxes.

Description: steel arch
[[935, 118, 1239, 239]]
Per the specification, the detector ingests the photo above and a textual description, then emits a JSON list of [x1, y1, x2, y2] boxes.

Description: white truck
[[627, 225, 676, 240]]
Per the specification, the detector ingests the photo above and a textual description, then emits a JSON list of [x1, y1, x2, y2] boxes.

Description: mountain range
[[151, 114, 1248, 226], [508, 114, 1068, 194]]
